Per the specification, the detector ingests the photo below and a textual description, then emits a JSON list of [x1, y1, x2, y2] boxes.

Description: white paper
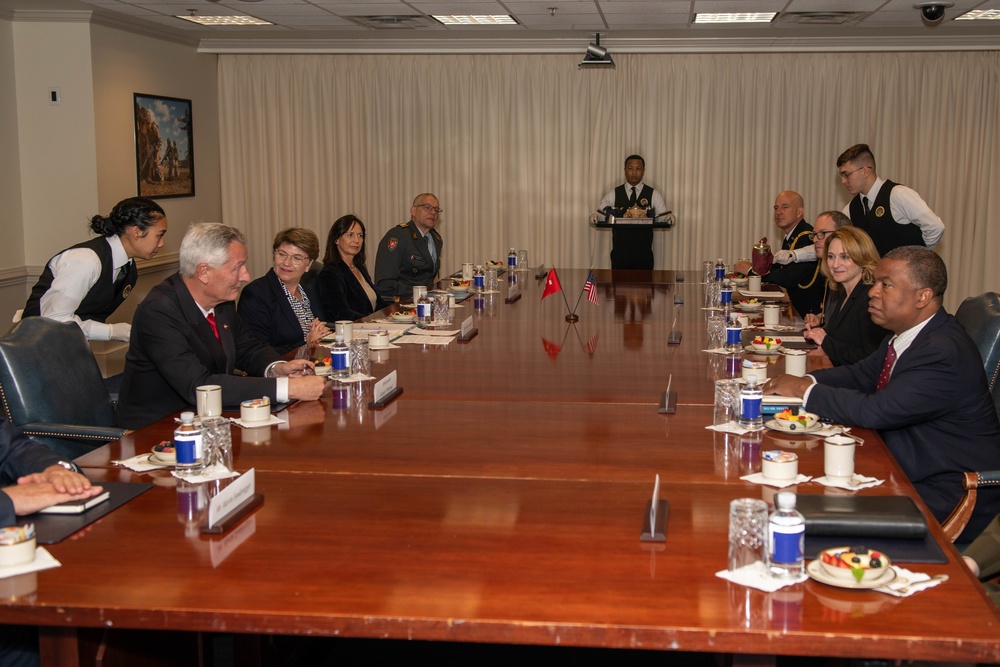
[[208, 468, 255, 529], [374, 370, 397, 403]]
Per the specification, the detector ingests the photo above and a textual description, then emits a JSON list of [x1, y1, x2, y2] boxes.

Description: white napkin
[[230, 414, 286, 429], [704, 347, 735, 355], [170, 462, 239, 483], [0, 547, 60, 580], [113, 454, 170, 472], [716, 561, 808, 591], [813, 474, 883, 490], [875, 567, 948, 597], [707, 421, 761, 435], [333, 373, 376, 384], [741, 472, 813, 488]]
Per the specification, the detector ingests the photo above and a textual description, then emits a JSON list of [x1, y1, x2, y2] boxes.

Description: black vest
[[23, 236, 137, 323], [848, 181, 924, 257], [614, 184, 654, 212]]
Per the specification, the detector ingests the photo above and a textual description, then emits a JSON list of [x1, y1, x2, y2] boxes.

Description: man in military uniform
[[374, 193, 443, 302]]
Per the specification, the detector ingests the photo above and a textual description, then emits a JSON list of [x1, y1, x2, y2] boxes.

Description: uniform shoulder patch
[[387, 238, 399, 251]]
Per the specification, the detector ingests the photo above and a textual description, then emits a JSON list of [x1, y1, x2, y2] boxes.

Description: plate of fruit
[[749, 335, 783, 354], [149, 441, 176, 466], [391, 307, 417, 323], [314, 355, 332, 376], [807, 546, 895, 589], [726, 272, 749, 287], [737, 298, 763, 311], [766, 408, 821, 433]]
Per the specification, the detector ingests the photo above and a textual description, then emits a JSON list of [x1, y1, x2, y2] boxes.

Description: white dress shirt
[[600, 181, 668, 217], [840, 177, 945, 248]]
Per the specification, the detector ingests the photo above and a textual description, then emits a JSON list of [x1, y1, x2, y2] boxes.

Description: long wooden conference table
[[3, 269, 999, 665]]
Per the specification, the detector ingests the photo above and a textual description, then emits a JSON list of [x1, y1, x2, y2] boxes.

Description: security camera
[[913, 2, 954, 26]]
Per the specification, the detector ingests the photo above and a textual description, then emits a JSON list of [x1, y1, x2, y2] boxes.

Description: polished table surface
[[5, 269, 1000, 663]]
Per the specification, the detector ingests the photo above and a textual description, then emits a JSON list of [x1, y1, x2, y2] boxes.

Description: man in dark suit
[[118, 223, 327, 430], [734, 191, 825, 317], [374, 193, 443, 302], [769, 246, 1000, 541]]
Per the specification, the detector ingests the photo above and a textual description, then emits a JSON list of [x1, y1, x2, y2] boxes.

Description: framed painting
[[133, 93, 195, 198]]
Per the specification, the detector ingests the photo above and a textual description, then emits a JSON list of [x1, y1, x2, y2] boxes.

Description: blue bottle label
[[721, 289, 733, 304], [770, 524, 804, 564], [333, 349, 349, 371], [174, 433, 202, 465], [741, 395, 762, 420], [726, 326, 742, 346]]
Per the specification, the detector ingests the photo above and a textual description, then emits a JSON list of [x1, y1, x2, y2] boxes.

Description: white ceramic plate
[[806, 559, 896, 590], [765, 419, 824, 434]]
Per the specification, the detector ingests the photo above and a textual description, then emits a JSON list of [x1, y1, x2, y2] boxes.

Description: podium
[[589, 213, 675, 230]]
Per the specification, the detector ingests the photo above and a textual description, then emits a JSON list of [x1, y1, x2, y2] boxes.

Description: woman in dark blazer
[[318, 215, 386, 321], [803, 226, 889, 365], [238, 228, 331, 354]]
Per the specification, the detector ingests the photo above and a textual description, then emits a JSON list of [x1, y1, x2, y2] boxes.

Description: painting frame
[[133, 93, 195, 199]]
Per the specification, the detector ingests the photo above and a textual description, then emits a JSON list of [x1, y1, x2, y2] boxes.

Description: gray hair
[[179, 223, 246, 277], [817, 210, 851, 229]]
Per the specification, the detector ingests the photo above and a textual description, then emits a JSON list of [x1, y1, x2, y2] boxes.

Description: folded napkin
[[707, 421, 762, 435], [113, 453, 170, 472], [741, 472, 813, 488], [704, 347, 737, 354], [170, 462, 239, 483], [874, 567, 947, 597], [333, 373, 375, 384], [230, 414, 286, 428], [813, 474, 883, 490], [716, 561, 808, 591], [0, 547, 60, 580]]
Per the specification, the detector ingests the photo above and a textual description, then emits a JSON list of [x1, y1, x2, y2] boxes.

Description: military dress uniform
[[373, 220, 443, 301]]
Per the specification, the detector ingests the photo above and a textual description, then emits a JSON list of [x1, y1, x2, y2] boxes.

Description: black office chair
[[956, 292, 1000, 422], [0, 317, 127, 459]]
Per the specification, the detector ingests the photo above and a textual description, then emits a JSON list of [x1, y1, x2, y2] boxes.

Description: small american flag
[[583, 270, 600, 306]]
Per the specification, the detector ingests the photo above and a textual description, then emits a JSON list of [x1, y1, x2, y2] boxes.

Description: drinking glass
[[728, 498, 769, 572], [432, 293, 451, 324], [485, 267, 499, 292], [713, 378, 741, 426], [349, 339, 370, 376], [707, 315, 726, 349], [201, 416, 233, 473]]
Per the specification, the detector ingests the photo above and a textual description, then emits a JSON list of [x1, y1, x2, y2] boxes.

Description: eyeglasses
[[838, 166, 866, 181], [416, 204, 443, 214], [810, 230, 834, 241], [274, 250, 309, 265]]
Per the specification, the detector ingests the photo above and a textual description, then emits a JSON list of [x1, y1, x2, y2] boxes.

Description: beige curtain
[[219, 51, 1000, 312]]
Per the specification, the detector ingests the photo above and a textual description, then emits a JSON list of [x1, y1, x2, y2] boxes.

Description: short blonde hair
[[821, 227, 880, 291]]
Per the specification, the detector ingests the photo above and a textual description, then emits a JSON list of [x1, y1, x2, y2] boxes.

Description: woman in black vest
[[22, 197, 168, 342]]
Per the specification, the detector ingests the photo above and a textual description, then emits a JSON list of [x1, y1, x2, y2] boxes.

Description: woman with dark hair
[[238, 227, 332, 354], [23, 196, 168, 342], [318, 215, 386, 321], [803, 226, 890, 365]]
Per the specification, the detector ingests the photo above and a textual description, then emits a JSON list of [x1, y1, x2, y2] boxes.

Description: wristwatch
[[56, 460, 81, 474]]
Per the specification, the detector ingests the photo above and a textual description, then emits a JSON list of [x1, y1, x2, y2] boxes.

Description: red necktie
[[206, 312, 220, 340], [876, 340, 896, 391]]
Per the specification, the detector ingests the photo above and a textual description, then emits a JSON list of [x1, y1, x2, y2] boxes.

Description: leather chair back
[[956, 292, 1000, 422], [0, 318, 117, 428]]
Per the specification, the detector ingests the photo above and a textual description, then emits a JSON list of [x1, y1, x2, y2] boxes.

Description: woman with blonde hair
[[803, 226, 889, 365]]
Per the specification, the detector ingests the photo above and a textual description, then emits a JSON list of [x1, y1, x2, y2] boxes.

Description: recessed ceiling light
[[694, 13, 777, 24], [956, 9, 1000, 20], [177, 15, 273, 26], [431, 15, 518, 26]]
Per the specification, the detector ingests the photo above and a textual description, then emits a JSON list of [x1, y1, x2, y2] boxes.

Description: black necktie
[[863, 196, 871, 216], [113, 261, 131, 291], [629, 187, 637, 206]]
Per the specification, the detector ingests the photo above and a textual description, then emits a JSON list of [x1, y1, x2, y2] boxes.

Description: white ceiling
[[2, 0, 999, 52]]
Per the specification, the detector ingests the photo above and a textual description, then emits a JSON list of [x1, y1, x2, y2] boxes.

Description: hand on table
[[803, 313, 821, 328], [305, 319, 333, 346], [274, 359, 315, 377], [803, 326, 827, 345], [18, 465, 93, 494], [288, 375, 328, 402], [765, 374, 814, 400], [3, 481, 104, 517]]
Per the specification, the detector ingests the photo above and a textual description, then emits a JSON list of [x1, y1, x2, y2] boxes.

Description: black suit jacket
[[807, 308, 1000, 540], [765, 220, 825, 316], [819, 281, 890, 366], [317, 260, 386, 322], [118, 273, 282, 429], [237, 269, 325, 354], [0, 418, 65, 527]]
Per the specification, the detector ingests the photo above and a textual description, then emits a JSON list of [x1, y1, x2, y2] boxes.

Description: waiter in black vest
[[22, 197, 168, 342], [836, 143, 944, 257], [599, 155, 668, 270]]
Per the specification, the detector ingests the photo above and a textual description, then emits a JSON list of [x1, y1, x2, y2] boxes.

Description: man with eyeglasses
[[835, 143, 944, 258], [598, 155, 669, 270], [374, 193, 444, 301]]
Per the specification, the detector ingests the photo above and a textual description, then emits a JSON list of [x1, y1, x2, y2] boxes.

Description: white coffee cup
[[824, 435, 856, 482], [196, 384, 222, 418], [412, 286, 427, 303], [748, 275, 762, 291], [763, 304, 781, 327], [335, 320, 353, 341], [368, 331, 389, 348], [783, 349, 808, 376]]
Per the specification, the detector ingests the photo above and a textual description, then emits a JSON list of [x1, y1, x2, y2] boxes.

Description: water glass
[[349, 339, 370, 376], [707, 315, 726, 349], [714, 378, 741, 426], [517, 250, 528, 269], [485, 267, 499, 292], [703, 260, 713, 284], [201, 416, 234, 473], [728, 498, 769, 572]]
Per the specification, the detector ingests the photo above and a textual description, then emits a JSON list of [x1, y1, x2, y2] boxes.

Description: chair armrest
[[20, 422, 128, 444], [942, 471, 1000, 542]]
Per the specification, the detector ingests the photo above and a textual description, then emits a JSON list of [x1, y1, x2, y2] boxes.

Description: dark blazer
[[819, 281, 890, 366], [374, 221, 443, 300], [118, 273, 282, 430], [807, 308, 1000, 541], [764, 220, 825, 316], [238, 268, 325, 354], [0, 418, 65, 527], [317, 260, 386, 322]]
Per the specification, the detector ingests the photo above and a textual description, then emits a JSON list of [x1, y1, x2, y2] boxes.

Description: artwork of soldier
[[133, 93, 195, 199]]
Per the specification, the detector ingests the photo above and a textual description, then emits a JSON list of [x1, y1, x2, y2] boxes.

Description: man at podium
[[599, 154, 668, 270]]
